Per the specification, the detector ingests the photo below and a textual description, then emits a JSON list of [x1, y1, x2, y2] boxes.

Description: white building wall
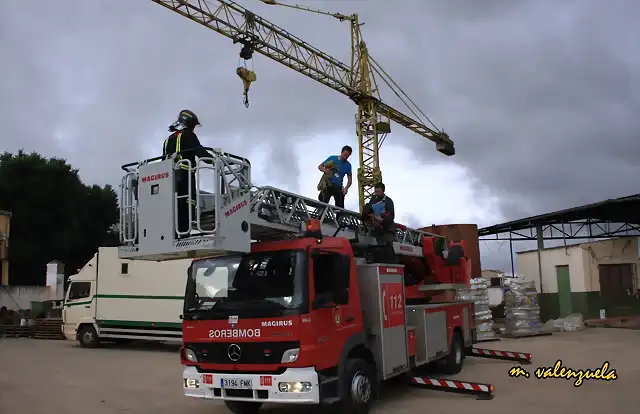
[[517, 244, 585, 294], [0, 286, 53, 311], [516, 237, 640, 294]]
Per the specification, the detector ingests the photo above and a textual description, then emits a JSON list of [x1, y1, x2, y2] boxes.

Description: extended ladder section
[[118, 149, 441, 261]]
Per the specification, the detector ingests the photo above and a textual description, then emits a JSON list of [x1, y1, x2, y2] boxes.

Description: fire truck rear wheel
[[442, 332, 464, 375], [340, 358, 375, 414], [224, 401, 262, 414]]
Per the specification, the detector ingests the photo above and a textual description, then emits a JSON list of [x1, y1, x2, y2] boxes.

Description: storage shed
[[517, 238, 640, 320]]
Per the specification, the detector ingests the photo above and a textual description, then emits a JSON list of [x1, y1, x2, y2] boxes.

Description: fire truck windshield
[[184, 249, 307, 319]]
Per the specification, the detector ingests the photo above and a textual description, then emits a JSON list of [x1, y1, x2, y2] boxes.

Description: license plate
[[221, 378, 253, 389]]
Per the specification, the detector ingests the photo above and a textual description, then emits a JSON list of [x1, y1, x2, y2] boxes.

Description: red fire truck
[[118, 149, 530, 413]]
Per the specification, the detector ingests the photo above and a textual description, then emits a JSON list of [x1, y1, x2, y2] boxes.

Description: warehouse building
[[479, 194, 640, 321], [517, 238, 639, 320]]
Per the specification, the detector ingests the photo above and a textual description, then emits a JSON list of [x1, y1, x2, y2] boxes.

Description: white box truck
[[62, 247, 191, 347]]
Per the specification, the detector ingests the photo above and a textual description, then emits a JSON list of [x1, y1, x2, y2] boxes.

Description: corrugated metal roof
[[479, 193, 640, 236]]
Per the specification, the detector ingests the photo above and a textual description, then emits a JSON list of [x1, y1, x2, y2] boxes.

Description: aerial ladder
[[121, 149, 440, 258], [147, 0, 455, 212], [118, 148, 470, 297]]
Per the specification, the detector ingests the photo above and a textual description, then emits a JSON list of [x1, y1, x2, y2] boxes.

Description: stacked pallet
[[34, 318, 65, 340], [503, 278, 545, 338], [456, 278, 496, 342]]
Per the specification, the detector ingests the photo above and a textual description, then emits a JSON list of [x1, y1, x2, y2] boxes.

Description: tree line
[[0, 150, 119, 285]]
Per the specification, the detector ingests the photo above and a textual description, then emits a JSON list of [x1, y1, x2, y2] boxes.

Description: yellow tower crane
[[150, 0, 455, 212]]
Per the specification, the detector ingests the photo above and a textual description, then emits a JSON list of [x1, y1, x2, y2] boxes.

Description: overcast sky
[[2, 0, 639, 272]]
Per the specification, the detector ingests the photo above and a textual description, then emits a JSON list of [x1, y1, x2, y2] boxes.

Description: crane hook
[[236, 67, 257, 108]]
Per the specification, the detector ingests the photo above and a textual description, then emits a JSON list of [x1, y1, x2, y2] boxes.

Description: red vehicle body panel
[[182, 235, 475, 374], [425, 301, 474, 346]]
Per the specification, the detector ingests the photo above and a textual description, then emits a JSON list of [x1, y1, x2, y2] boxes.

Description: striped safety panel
[[411, 377, 492, 393], [471, 348, 532, 360]]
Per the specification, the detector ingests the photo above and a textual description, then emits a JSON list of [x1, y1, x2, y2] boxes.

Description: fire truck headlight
[[184, 378, 200, 388], [278, 381, 312, 393], [280, 348, 299, 363], [184, 348, 198, 362]]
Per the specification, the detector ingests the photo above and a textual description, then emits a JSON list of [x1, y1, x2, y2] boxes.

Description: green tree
[[0, 150, 119, 285]]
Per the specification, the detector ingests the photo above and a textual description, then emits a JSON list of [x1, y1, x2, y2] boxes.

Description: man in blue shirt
[[317, 145, 353, 208]]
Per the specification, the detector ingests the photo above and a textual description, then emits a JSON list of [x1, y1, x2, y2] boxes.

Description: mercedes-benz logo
[[228, 344, 241, 362]]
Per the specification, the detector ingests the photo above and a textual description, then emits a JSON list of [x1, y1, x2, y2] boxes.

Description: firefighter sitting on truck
[[162, 109, 212, 235], [362, 182, 396, 246]]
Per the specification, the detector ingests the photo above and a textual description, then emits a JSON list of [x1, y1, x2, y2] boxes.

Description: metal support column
[[509, 234, 515, 277], [536, 225, 544, 293]]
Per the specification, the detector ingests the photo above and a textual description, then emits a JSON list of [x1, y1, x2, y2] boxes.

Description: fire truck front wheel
[[224, 401, 263, 414], [339, 358, 376, 414]]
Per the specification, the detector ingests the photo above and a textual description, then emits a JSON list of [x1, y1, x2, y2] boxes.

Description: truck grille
[[186, 341, 300, 364]]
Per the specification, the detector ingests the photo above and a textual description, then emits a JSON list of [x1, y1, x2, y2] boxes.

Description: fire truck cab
[[118, 149, 475, 414]]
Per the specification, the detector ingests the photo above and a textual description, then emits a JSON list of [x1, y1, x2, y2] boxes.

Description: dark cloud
[[395, 0, 640, 219], [2, 0, 639, 225]]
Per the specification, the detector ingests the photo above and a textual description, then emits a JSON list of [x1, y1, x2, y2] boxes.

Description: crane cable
[[369, 55, 441, 133], [235, 7, 259, 108]]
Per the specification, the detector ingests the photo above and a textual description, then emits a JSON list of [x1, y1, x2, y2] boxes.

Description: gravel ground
[[1, 328, 638, 414]]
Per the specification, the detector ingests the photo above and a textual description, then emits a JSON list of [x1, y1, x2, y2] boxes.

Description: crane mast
[[150, 0, 455, 211]]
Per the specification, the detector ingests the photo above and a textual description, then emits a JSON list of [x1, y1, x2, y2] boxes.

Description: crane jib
[[149, 0, 455, 209]]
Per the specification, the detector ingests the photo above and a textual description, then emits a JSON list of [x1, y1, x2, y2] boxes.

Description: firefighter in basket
[[162, 110, 212, 235]]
